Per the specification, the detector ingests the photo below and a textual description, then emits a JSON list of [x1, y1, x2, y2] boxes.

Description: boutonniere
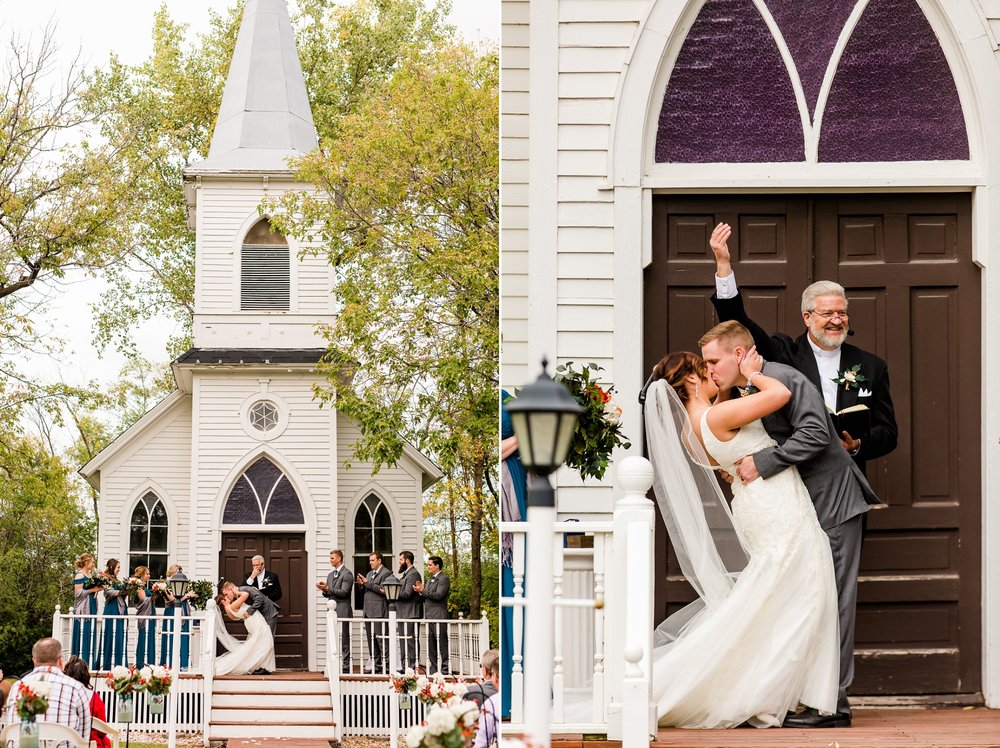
[[833, 363, 867, 391], [738, 385, 758, 398]]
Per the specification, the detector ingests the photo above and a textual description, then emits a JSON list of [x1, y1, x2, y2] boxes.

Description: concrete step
[[211, 706, 334, 724], [212, 691, 332, 708], [209, 721, 338, 739]]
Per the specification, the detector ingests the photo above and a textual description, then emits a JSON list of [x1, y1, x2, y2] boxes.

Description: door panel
[[646, 193, 980, 695], [220, 533, 308, 670]]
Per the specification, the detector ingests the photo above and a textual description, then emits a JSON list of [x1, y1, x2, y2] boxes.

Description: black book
[[828, 403, 870, 440]]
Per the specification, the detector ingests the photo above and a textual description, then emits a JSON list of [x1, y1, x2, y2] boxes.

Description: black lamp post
[[167, 568, 191, 598], [506, 358, 582, 747]]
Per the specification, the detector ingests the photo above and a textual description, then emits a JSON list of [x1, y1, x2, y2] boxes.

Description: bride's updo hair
[[651, 352, 707, 403]]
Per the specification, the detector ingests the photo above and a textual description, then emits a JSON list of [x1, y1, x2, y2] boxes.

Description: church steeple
[[190, 0, 318, 174]]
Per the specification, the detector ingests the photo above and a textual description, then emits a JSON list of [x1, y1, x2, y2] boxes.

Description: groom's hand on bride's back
[[734, 456, 760, 484]]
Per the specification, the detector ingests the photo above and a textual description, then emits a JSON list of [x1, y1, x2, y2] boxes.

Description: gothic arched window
[[223, 455, 304, 525], [352, 494, 394, 607], [129, 492, 168, 579], [241, 218, 290, 311]]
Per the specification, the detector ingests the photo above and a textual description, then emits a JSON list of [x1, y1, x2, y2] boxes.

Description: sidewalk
[[552, 707, 1000, 748]]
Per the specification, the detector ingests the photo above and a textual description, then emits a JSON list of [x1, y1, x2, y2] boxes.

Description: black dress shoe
[[252, 668, 271, 675], [782, 708, 851, 728]]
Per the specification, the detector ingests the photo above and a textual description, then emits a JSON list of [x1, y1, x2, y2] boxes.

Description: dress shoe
[[252, 668, 271, 676], [782, 708, 851, 728]]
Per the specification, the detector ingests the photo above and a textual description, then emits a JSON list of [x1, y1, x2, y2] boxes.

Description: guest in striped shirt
[[2, 637, 91, 748]]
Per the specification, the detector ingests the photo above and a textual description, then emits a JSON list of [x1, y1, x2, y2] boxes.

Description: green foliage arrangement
[[187, 580, 215, 610], [554, 363, 632, 482]]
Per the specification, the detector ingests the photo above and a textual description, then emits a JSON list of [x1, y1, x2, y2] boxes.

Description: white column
[[523, 482, 556, 747]]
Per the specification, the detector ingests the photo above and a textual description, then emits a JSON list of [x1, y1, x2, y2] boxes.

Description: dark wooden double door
[[220, 533, 308, 670], [644, 194, 981, 695]]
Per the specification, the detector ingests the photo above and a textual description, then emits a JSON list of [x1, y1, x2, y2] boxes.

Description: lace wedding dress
[[214, 609, 277, 676], [650, 408, 839, 728]]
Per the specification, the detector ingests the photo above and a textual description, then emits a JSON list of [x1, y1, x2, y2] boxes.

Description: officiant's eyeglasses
[[808, 308, 849, 321]]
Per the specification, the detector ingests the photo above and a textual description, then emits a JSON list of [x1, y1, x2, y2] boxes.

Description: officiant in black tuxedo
[[708, 222, 898, 476], [245, 554, 282, 603]]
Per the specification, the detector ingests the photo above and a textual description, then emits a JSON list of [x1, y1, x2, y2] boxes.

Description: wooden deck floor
[[551, 707, 1000, 748]]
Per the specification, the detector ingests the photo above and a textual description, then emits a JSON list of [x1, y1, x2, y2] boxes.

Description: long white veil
[[211, 599, 244, 652], [644, 380, 749, 645]]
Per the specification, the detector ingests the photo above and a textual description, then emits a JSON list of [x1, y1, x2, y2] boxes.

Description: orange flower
[[594, 385, 611, 404]]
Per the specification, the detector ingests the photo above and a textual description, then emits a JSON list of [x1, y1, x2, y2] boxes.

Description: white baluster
[[511, 528, 526, 723], [592, 532, 606, 724], [552, 529, 565, 723]]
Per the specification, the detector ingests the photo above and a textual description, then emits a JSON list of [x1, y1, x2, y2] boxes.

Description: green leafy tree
[[0, 432, 95, 674], [272, 42, 498, 617]]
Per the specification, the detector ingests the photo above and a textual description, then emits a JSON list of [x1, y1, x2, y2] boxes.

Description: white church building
[[81, 0, 442, 674]]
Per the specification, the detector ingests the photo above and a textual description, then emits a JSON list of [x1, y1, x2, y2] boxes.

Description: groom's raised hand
[[709, 222, 733, 278]]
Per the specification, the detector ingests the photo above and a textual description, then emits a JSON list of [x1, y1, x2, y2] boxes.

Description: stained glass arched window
[[352, 494, 394, 607], [129, 492, 168, 579], [223, 455, 304, 525]]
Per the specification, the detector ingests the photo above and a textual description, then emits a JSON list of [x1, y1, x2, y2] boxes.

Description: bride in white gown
[[214, 589, 277, 676], [644, 347, 838, 728]]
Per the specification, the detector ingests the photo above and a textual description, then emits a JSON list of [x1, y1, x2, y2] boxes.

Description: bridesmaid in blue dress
[[500, 389, 528, 719], [100, 559, 126, 671], [133, 567, 157, 668], [160, 564, 196, 669], [72, 553, 103, 667]]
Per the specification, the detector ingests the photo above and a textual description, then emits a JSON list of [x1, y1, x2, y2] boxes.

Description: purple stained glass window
[[223, 456, 304, 525], [765, 0, 857, 118], [818, 0, 968, 161], [655, 0, 804, 163]]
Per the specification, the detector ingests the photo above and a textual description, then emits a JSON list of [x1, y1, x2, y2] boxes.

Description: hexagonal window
[[249, 400, 279, 432]]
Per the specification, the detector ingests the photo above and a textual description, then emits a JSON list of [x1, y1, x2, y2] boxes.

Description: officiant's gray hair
[[801, 281, 847, 313]]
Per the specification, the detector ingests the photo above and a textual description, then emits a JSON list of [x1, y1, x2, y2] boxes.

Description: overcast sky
[[5, 0, 498, 392]]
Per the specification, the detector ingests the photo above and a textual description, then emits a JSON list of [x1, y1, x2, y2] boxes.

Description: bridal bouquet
[[389, 668, 420, 695], [554, 362, 631, 481], [107, 666, 145, 695], [405, 697, 479, 748], [139, 665, 173, 695], [122, 576, 144, 603], [415, 674, 468, 706], [15, 681, 50, 720]]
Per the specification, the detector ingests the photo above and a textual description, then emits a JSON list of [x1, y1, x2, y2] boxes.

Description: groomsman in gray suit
[[317, 549, 353, 673], [415, 556, 451, 674], [395, 551, 423, 670], [356, 551, 392, 674]]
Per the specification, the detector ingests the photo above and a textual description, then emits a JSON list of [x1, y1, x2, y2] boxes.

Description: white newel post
[[607, 456, 655, 746], [524, 483, 556, 748], [389, 608, 400, 748], [168, 603, 184, 748], [327, 603, 343, 742], [202, 601, 217, 747]]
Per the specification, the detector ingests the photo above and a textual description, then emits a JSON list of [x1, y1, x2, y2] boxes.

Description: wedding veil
[[644, 379, 749, 644]]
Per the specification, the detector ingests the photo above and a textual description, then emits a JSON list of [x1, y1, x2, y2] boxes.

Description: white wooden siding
[[99, 397, 193, 571]]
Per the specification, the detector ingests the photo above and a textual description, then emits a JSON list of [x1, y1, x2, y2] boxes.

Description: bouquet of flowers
[[187, 579, 215, 610], [389, 668, 420, 695], [405, 697, 479, 748], [106, 666, 145, 695], [151, 581, 169, 603], [15, 681, 50, 721], [82, 574, 106, 590], [94, 571, 122, 589], [415, 674, 468, 706], [138, 665, 172, 695], [554, 362, 631, 481], [122, 576, 144, 603]]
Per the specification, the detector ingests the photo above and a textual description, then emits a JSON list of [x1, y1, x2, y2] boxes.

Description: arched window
[[241, 218, 290, 311], [129, 492, 168, 579], [223, 455, 304, 525], [352, 494, 394, 606]]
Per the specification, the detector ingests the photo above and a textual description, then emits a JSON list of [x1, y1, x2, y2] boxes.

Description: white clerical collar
[[807, 336, 841, 359]]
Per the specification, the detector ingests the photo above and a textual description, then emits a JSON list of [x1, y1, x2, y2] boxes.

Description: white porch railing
[[502, 456, 656, 747], [324, 604, 492, 736]]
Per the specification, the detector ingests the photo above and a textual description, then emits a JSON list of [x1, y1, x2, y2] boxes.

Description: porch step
[[208, 676, 336, 740]]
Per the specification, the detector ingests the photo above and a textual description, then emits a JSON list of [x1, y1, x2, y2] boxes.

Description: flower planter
[[19, 718, 38, 748], [149, 693, 165, 715], [117, 694, 134, 723]]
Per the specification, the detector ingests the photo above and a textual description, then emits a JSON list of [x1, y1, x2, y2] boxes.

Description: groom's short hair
[[699, 320, 753, 352]]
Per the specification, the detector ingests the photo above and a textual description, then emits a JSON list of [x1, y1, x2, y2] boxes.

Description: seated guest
[[464, 649, 499, 708], [472, 650, 500, 748], [62, 656, 110, 748], [1, 637, 91, 743]]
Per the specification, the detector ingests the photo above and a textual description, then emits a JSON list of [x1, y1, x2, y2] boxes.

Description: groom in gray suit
[[700, 320, 880, 728]]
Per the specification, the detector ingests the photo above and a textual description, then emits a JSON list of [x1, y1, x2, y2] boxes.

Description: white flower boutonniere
[[833, 364, 867, 391]]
